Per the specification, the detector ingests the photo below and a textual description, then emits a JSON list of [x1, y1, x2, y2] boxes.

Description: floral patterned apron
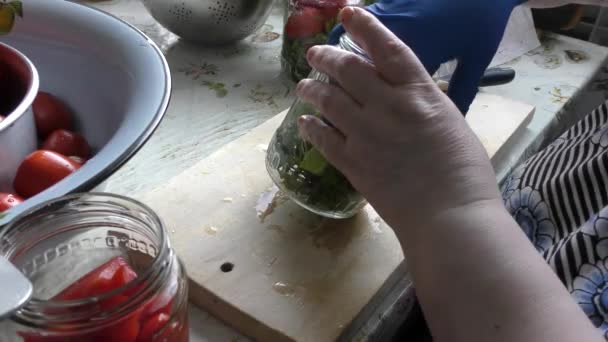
[[502, 100, 608, 337]]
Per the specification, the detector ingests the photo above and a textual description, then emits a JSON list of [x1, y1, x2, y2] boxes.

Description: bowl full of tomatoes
[[0, 0, 171, 225], [1, 91, 91, 210]]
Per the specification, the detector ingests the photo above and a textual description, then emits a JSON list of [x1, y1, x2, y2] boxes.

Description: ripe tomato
[[319, 6, 340, 20], [138, 313, 170, 341], [32, 92, 72, 138], [41, 129, 91, 159], [13, 150, 81, 198], [54, 256, 137, 300], [20, 257, 142, 342], [297, 0, 346, 18], [295, 0, 347, 8], [0, 192, 23, 212], [96, 310, 141, 342], [285, 6, 325, 39]]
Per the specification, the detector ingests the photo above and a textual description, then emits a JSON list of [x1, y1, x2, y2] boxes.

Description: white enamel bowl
[[0, 0, 170, 225]]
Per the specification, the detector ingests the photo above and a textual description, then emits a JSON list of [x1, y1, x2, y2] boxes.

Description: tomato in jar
[[19, 256, 187, 342], [1, 194, 189, 342]]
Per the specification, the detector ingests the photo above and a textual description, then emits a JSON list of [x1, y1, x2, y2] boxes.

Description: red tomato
[[95, 311, 141, 342], [0, 192, 24, 212], [93, 296, 142, 342], [140, 294, 174, 323], [113, 262, 139, 285], [32, 92, 72, 138], [295, 0, 347, 8], [138, 313, 170, 341], [54, 256, 137, 300], [98, 311, 141, 342], [13, 150, 81, 198], [41, 129, 91, 159], [285, 6, 325, 39], [20, 257, 141, 342], [18, 333, 67, 342], [294, 1, 346, 23], [319, 6, 340, 20]]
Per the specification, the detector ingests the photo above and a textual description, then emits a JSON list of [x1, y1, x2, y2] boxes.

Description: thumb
[[326, 24, 345, 45]]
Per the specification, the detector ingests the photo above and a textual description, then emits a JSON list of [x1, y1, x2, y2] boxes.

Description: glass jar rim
[[339, 33, 370, 61], [0, 192, 171, 328]]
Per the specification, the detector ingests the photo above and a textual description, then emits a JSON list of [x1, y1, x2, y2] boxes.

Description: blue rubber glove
[[327, 0, 526, 114]]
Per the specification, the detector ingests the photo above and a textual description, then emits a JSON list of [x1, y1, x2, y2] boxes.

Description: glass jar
[[268, 34, 369, 219], [281, 0, 366, 82], [0, 193, 188, 342]]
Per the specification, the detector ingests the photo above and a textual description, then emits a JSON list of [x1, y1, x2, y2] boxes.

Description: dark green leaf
[[9, 1, 23, 18]]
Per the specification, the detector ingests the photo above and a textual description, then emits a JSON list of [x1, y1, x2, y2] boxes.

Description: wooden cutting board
[[137, 93, 534, 342]]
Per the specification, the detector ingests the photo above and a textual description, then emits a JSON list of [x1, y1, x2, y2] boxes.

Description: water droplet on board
[[204, 226, 219, 235], [273, 282, 296, 296], [223, 197, 233, 203]]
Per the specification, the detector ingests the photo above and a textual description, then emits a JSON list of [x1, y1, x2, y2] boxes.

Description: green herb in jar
[[267, 41, 369, 219]]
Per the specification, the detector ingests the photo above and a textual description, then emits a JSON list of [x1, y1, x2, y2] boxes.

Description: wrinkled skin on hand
[[298, 7, 501, 230]]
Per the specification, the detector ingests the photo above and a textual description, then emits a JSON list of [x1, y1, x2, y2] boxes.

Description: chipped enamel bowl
[[0, 0, 171, 225]]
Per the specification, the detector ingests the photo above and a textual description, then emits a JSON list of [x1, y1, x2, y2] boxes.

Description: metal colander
[[142, 0, 275, 45]]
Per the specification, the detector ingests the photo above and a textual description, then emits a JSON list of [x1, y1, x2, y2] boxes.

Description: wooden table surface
[[87, 0, 608, 340]]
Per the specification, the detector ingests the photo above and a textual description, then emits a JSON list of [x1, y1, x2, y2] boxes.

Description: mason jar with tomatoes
[[0, 193, 189, 342], [281, 0, 375, 82]]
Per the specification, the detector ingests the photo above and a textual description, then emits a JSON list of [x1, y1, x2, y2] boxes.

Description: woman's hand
[[297, 6, 501, 233], [298, 9, 602, 341]]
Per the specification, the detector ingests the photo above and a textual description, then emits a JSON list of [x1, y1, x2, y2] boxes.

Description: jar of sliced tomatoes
[[0, 193, 188, 342], [281, 0, 375, 82]]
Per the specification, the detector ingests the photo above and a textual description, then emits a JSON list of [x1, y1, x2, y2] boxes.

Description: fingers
[[338, 6, 431, 85], [297, 115, 349, 171], [296, 79, 364, 135], [306, 45, 386, 102]]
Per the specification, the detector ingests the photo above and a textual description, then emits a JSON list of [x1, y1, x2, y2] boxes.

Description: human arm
[[298, 7, 602, 341]]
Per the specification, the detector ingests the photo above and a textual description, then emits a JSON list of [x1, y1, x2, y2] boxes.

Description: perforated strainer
[[143, 0, 275, 45]]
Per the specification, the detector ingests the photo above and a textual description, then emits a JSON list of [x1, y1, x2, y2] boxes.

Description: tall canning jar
[[0, 193, 188, 342], [281, 0, 374, 82], [267, 33, 369, 219]]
